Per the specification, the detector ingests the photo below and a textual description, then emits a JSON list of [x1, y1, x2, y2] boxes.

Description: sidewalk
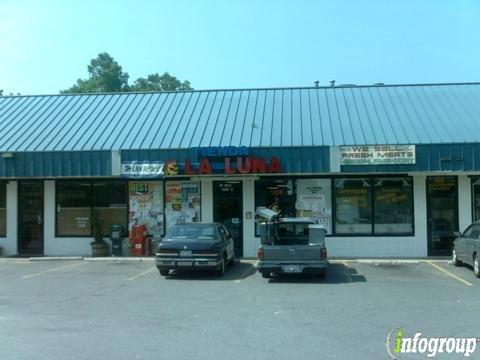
[[0, 256, 452, 265]]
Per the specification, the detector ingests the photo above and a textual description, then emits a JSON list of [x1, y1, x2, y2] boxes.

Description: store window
[[255, 178, 332, 235], [255, 179, 296, 216], [334, 177, 414, 236], [93, 182, 127, 236], [0, 183, 6, 237], [296, 179, 332, 234], [373, 178, 413, 235], [56, 181, 127, 237], [164, 182, 201, 232], [334, 178, 372, 234], [56, 182, 92, 236], [255, 177, 413, 237], [472, 178, 480, 222], [254, 179, 296, 235], [128, 181, 164, 240]]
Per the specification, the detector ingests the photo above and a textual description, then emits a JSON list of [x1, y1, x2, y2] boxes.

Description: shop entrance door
[[18, 181, 44, 255], [426, 176, 458, 256], [213, 181, 243, 257]]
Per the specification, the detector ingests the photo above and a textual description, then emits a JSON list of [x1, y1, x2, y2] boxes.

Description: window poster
[[165, 182, 201, 232], [295, 179, 332, 234], [128, 181, 164, 240], [335, 179, 372, 234]]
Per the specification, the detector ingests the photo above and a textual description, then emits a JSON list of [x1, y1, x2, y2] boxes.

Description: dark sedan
[[452, 222, 480, 278], [155, 223, 235, 276]]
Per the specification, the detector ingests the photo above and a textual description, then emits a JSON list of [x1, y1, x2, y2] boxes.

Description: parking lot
[[1, 258, 479, 360]]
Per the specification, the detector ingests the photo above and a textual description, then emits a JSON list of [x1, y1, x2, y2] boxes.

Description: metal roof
[[1, 82, 480, 152]]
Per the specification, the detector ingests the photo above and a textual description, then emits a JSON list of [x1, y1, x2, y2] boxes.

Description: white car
[[452, 223, 480, 278]]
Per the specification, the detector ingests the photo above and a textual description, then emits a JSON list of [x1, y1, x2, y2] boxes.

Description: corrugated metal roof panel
[[2, 83, 480, 151], [0, 150, 111, 177]]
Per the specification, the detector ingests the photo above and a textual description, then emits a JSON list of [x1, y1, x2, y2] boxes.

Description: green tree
[[62, 52, 129, 93], [61, 52, 192, 93], [130, 72, 192, 92]]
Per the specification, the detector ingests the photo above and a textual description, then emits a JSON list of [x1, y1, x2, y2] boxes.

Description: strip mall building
[[0, 82, 479, 258]]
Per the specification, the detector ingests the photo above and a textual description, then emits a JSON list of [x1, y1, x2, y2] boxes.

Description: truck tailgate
[[263, 245, 322, 262]]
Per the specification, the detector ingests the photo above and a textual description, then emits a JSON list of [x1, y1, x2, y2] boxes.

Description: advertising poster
[[128, 181, 164, 239], [165, 182, 201, 231], [296, 179, 332, 234], [340, 145, 415, 165]]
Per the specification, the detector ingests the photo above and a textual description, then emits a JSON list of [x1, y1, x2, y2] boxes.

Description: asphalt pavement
[[0, 258, 479, 360]]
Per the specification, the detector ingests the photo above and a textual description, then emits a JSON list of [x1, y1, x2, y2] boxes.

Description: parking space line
[[426, 261, 473, 287], [233, 268, 254, 283], [21, 262, 84, 280], [127, 267, 156, 281]]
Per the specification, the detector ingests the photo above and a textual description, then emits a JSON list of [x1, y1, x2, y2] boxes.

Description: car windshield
[[166, 224, 217, 240]]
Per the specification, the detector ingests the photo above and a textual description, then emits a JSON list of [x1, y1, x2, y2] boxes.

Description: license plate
[[179, 250, 192, 257], [177, 261, 192, 267], [282, 265, 302, 273]]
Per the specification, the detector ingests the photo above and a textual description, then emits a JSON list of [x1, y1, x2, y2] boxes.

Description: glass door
[[18, 181, 44, 255], [213, 181, 243, 257], [426, 176, 458, 256]]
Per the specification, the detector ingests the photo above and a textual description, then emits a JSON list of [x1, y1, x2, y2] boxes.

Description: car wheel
[[474, 255, 480, 278], [452, 249, 461, 267], [261, 272, 271, 278], [229, 250, 236, 266], [217, 256, 226, 276], [159, 269, 169, 276]]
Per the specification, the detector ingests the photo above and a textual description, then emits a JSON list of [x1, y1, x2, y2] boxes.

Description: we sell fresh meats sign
[[340, 145, 415, 165]]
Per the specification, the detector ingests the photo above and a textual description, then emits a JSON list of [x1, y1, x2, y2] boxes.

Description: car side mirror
[[453, 231, 463, 238]]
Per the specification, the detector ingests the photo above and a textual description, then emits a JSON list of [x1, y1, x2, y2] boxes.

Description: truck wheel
[[217, 256, 226, 276], [229, 251, 236, 266], [159, 269, 169, 276]]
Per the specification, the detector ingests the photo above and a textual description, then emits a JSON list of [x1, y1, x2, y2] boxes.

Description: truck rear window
[[275, 223, 310, 245]]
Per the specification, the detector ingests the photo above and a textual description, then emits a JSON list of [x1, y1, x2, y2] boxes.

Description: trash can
[[130, 224, 147, 256], [111, 224, 123, 256]]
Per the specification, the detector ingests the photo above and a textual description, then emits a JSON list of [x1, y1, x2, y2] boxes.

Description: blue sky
[[0, 0, 479, 95]]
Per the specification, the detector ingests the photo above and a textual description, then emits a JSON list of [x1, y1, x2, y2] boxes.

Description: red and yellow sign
[[165, 157, 281, 176]]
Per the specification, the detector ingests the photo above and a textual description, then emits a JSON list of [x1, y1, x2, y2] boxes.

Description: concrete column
[[458, 175, 472, 232], [413, 175, 428, 257], [44, 180, 55, 254], [3, 181, 18, 256], [242, 179, 257, 257], [201, 179, 213, 222]]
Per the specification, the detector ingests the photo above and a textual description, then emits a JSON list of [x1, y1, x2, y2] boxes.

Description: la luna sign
[[181, 157, 281, 175], [162, 146, 282, 176]]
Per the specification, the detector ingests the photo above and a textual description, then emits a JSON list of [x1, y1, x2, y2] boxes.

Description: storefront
[[0, 83, 479, 258]]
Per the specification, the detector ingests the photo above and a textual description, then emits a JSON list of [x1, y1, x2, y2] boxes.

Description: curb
[[29, 257, 83, 261], [354, 259, 451, 265], [331, 259, 451, 265], [357, 259, 420, 265], [19, 257, 451, 265], [83, 257, 154, 262]]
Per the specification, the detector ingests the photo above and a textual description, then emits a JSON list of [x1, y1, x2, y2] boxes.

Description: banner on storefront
[[121, 162, 164, 178], [340, 145, 416, 165]]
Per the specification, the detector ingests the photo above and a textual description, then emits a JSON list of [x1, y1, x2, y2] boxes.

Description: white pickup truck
[[255, 208, 328, 279]]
